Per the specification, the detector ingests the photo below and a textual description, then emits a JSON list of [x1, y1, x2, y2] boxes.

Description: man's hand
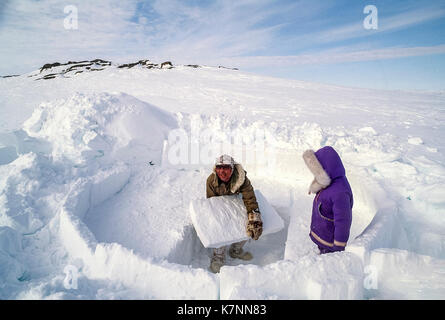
[[246, 209, 263, 240]]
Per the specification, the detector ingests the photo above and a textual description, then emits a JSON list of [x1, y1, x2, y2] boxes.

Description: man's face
[[215, 165, 233, 182]]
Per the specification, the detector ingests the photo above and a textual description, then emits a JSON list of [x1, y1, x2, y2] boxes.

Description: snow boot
[[210, 247, 225, 273], [229, 241, 253, 261]]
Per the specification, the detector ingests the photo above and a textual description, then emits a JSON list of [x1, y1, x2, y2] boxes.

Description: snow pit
[[59, 204, 219, 299], [58, 167, 218, 298], [210, 149, 397, 299], [83, 166, 206, 264], [0, 110, 400, 299], [152, 113, 405, 299]]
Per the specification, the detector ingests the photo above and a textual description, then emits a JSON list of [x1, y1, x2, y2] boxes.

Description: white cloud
[[138, 0, 294, 61], [0, 1, 444, 75], [218, 44, 445, 68], [0, 0, 140, 73], [288, 4, 445, 47], [0, 0, 321, 73]]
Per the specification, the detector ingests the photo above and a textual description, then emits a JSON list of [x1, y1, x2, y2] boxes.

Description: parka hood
[[314, 146, 345, 180], [211, 163, 246, 194], [303, 146, 345, 194]]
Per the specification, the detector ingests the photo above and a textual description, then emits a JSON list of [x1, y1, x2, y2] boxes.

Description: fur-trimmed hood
[[303, 146, 345, 194], [211, 163, 246, 194]]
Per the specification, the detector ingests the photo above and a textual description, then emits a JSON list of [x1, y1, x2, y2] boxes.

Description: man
[[206, 154, 263, 273]]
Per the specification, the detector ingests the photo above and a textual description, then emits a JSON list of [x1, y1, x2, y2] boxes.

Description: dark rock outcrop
[[6, 59, 237, 81], [27, 58, 217, 81], [40, 62, 62, 73], [39, 59, 112, 74], [218, 66, 238, 70], [1, 74, 20, 78], [41, 74, 57, 80], [118, 59, 158, 69], [35, 59, 113, 80], [160, 61, 173, 69]]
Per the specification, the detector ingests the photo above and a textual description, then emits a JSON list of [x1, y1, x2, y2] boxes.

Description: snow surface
[[0, 62, 444, 299], [190, 190, 284, 248]]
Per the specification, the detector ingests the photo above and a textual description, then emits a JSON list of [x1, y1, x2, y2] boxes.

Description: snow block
[[189, 190, 284, 248], [346, 206, 409, 263], [220, 253, 364, 300], [367, 248, 445, 299], [283, 191, 314, 260]]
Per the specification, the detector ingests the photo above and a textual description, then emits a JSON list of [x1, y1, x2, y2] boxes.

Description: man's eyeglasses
[[215, 165, 232, 170]]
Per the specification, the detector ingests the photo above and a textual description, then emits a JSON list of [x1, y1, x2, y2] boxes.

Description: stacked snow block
[[189, 190, 284, 248]]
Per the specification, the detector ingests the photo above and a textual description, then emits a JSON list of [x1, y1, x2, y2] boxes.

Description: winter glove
[[246, 209, 263, 240]]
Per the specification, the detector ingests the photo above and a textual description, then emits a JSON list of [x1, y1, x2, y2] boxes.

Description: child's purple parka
[[303, 146, 353, 253]]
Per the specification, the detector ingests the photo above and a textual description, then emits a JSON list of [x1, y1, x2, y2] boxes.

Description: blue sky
[[1, 0, 444, 90]]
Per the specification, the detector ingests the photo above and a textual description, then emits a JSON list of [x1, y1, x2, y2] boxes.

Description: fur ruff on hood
[[303, 149, 331, 194], [212, 163, 246, 194]]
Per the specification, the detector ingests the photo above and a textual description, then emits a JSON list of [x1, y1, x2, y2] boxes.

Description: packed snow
[[190, 190, 284, 248], [0, 61, 444, 299]]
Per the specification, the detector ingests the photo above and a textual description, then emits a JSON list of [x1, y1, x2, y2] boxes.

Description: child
[[303, 146, 353, 254]]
